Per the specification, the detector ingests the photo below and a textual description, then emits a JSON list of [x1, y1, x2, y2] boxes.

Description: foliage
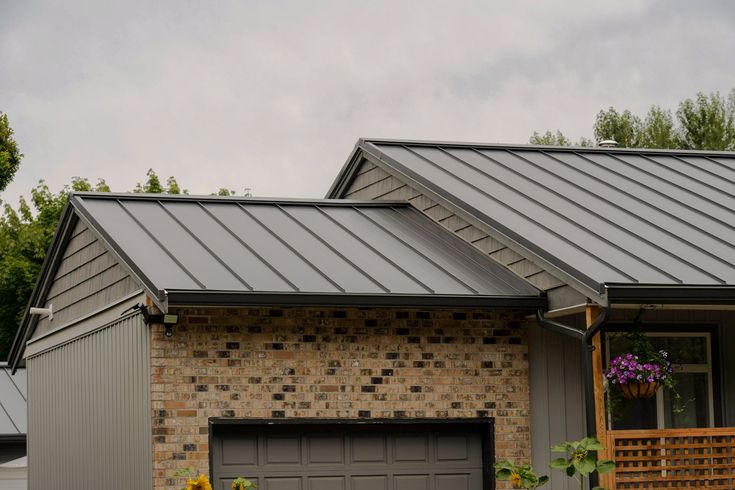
[[495, 460, 548, 489], [530, 88, 735, 150], [0, 111, 22, 192], [174, 468, 213, 490], [232, 476, 257, 489], [529, 130, 592, 147], [0, 169, 246, 360], [550, 437, 614, 490]]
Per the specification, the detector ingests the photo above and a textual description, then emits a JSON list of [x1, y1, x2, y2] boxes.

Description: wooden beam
[[586, 304, 612, 487]]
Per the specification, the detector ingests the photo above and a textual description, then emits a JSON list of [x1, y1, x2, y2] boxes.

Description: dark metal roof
[[328, 139, 735, 301], [0, 364, 26, 436], [70, 193, 542, 309]]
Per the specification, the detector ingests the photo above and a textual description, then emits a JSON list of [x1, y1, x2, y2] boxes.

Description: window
[[606, 332, 714, 430]]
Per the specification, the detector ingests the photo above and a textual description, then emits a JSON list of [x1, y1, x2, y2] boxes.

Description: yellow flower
[[186, 474, 213, 490], [510, 471, 522, 488]]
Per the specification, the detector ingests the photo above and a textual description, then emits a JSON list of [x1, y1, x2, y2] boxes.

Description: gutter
[[535, 306, 611, 487]]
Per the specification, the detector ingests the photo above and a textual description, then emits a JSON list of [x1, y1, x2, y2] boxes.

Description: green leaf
[[573, 456, 596, 475], [495, 469, 512, 479], [549, 458, 570, 469], [565, 465, 576, 477], [596, 459, 616, 474], [538, 475, 549, 485], [494, 460, 514, 471]]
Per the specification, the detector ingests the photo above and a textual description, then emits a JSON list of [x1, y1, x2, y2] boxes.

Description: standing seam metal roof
[[69, 193, 542, 309], [328, 139, 735, 298]]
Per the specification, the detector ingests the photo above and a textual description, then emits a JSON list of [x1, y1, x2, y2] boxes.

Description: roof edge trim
[[165, 290, 547, 310], [605, 284, 735, 305]]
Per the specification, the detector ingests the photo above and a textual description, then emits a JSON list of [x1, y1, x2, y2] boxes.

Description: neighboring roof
[[0, 364, 26, 436], [328, 138, 735, 304]]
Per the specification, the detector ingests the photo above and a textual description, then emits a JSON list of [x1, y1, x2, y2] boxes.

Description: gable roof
[[10, 193, 545, 369], [0, 364, 26, 437], [328, 139, 735, 305]]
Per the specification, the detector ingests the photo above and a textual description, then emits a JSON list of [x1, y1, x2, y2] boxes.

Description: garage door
[[211, 421, 491, 490]]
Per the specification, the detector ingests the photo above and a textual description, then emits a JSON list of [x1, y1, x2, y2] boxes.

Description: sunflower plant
[[550, 437, 615, 490], [494, 460, 548, 489], [173, 468, 213, 490]]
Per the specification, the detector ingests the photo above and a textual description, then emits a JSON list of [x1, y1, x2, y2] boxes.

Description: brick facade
[[150, 306, 531, 488]]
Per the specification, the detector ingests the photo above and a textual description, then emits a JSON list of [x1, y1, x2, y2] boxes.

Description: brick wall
[[150, 307, 531, 488]]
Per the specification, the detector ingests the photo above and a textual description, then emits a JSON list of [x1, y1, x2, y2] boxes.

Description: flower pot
[[619, 381, 659, 399]]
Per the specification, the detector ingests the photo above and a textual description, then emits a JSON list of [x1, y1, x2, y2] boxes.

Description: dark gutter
[[536, 307, 611, 489], [166, 290, 547, 310], [606, 284, 735, 305]]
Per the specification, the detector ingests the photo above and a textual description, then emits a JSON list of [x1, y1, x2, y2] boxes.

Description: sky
[[2, 0, 734, 206]]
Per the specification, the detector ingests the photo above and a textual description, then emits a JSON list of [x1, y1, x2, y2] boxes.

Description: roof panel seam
[[602, 152, 734, 218], [389, 207, 538, 295], [569, 150, 735, 238], [702, 156, 735, 176], [117, 199, 206, 289], [314, 205, 435, 293], [647, 154, 735, 198], [157, 201, 254, 291], [358, 144, 604, 296], [668, 154, 735, 186], [274, 205, 390, 293], [352, 207, 479, 294], [498, 149, 730, 282], [199, 203, 300, 292], [403, 144, 640, 283]]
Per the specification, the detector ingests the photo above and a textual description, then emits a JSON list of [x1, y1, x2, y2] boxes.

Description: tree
[[0, 171, 248, 359], [531, 88, 735, 150], [529, 130, 593, 147], [675, 91, 735, 150], [0, 111, 22, 192]]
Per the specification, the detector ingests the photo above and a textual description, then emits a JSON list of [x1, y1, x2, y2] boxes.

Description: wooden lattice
[[606, 428, 735, 489]]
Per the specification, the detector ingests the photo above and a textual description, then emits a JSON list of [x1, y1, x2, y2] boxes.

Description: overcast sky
[[2, 0, 734, 205]]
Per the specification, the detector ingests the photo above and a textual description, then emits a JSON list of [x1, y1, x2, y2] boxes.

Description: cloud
[[1, 0, 733, 206]]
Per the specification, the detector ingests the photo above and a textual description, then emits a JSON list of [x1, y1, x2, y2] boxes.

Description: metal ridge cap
[[70, 192, 410, 207], [360, 138, 735, 157]]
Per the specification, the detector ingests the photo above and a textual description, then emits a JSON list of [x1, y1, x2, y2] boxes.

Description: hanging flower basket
[[605, 352, 673, 400], [618, 380, 659, 399]]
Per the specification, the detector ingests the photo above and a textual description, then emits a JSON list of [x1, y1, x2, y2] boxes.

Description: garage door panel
[[394, 474, 430, 490], [263, 477, 302, 490], [393, 435, 429, 463], [307, 435, 344, 464], [307, 476, 345, 490], [351, 475, 388, 490], [436, 435, 470, 462], [222, 436, 258, 466], [265, 436, 301, 465], [351, 435, 387, 463], [436, 473, 474, 489]]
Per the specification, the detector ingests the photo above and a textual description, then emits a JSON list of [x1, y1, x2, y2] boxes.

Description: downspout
[[536, 307, 611, 488]]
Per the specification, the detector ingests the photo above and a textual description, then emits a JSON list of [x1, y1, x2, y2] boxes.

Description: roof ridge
[[71, 192, 411, 206]]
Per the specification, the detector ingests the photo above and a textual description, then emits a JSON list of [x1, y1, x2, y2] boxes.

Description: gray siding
[[33, 220, 139, 338], [528, 317, 585, 490], [27, 313, 151, 490], [344, 160, 569, 298]]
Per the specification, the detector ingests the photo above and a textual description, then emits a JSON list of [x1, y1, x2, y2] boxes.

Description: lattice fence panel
[[608, 429, 735, 489]]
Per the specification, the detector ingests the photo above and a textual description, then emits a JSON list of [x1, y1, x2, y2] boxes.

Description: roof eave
[[605, 284, 735, 306], [165, 290, 547, 310]]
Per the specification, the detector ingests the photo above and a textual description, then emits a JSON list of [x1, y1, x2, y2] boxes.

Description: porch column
[[586, 304, 612, 487]]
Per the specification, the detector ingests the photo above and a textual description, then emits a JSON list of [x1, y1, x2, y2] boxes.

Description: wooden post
[[587, 304, 612, 488]]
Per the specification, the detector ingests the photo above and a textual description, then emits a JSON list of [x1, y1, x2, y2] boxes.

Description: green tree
[[593, 107, 643, 148], [0, 111, 23, 192], [529, 130, 593, 147], [675, 91, 735, 150], [530, 88, 735, 150]]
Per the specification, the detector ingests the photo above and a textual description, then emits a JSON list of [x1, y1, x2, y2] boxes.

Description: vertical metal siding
[[528, 319, 585, 490], [27, 312, 151, 490]]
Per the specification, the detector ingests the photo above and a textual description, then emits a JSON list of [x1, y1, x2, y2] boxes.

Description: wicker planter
[[619, 381, 659, 399]]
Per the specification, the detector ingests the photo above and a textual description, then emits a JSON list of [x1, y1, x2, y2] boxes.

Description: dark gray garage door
[[211, 421, 492, 490]]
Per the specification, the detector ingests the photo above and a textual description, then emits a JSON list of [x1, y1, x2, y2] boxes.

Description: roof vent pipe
[[29, 305, 53, 321], [598, 139, 618, 148]]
